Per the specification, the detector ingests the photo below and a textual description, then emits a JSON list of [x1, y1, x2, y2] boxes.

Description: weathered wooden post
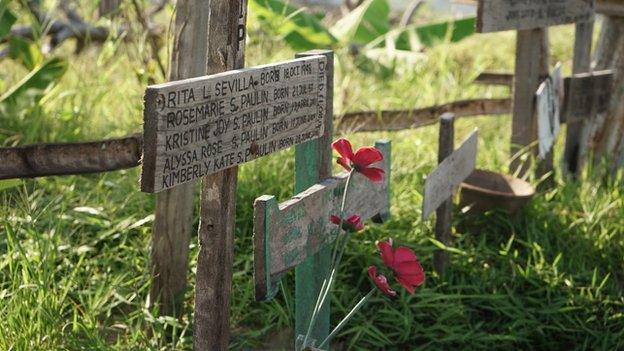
[[433, 113, 454, 275], [582, 1, 624, 172], [476, 0, 595, 177], [141, 3, 331, 348], [193, 2, 247, 349], [563, 19, 594, 176], [422, 123, 478, 276], [253, 139, 391, 349], [148, 2, 249, 347]]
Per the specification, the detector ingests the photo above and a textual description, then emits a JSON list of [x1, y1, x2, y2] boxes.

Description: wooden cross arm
[[422, 130, 478, 220], [597, 0, 624, 16], [253, 140, 391, 301], [476, 0, 595, 33]]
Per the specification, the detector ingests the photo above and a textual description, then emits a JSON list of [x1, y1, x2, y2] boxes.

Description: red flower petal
[[397, 271, 425, 286], [336, 157, 352, 172], [352, 147, 383, 167], [367, 265, 377, 277], [358, 167, 384, 183], [393, 247, 418, 265], [332, 139, 354, 160], [393, 261, 422, 276], [330, 215, 341, 225], [368, 266, 397, 297], [375, 241, 425, 295], [346, 214, 361, 225], [332, 214, 364, 232], [354, 221, 365, 231], [396, 275, 417, 295], [377, 241, 394, 268]]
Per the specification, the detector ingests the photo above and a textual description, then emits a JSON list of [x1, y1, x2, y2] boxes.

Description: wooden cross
[[476, 0, 596, 176], [562, 69, 614, 174], [422, 113, 478, 275], [141, 45, 332, 349], [253, 138, 391, 348]]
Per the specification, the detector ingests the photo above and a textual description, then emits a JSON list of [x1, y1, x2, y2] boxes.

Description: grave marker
[[536, 63, 563, 159], [254, 139, 391, 349], [140, 36, 332, 349], [254, 140, 391, 301], [423, 121, 478, 276], [476, 0, 596, 176], [562, 69, 614, 174], [141, 56, 328, 193]]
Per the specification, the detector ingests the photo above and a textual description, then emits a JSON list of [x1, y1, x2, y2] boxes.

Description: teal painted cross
[[253, 139, 392, 348]]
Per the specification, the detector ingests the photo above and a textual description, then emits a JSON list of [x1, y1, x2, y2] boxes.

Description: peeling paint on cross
[[253, 140, 391, 302]]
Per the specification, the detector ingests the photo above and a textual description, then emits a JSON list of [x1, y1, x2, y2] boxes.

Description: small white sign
[[422, 130, 478, 219], [537, 63, 563, 159]]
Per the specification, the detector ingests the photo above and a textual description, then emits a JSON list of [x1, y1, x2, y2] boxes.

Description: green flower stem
[[304, 169, 354, 346], [330, 170, 354, 265], [318, 289, 375, 349], [302, 274, 330, 347]]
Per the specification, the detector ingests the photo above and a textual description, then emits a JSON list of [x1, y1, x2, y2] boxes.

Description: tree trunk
[[587, 16, 624, 172]]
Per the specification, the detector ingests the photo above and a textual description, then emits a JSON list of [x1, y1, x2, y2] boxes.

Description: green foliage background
[[0, 1, 623, 350]]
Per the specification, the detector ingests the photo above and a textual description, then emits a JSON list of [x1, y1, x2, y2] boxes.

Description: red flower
[[332, 138, 384, 182], [367, 266, 397, 297], [330, 214, 365, 232], [376, 240, 425, 294]]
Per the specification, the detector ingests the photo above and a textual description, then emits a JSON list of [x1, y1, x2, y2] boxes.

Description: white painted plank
[[141, 56, 327, 193], [422, 130, 478, 219]]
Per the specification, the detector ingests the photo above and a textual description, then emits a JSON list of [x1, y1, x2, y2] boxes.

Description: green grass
[[1, 5, 623, 350]]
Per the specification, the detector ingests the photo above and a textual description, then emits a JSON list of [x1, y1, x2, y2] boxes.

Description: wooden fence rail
[[0, 134, 142, 179], [338, 98, 511, 132]]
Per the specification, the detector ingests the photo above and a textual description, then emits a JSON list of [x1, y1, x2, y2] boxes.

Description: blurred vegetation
[[0, 0, 623, 350]]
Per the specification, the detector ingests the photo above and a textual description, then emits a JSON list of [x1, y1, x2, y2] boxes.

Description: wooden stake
[[433, 113, 454, 275], [564, 20, 594, 176], [510, 28, 548, 177], [98, 0, 120, 17], [193, 1, 247, 350], [149, 1, 215, 317], [294, 50, 334, 348]]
